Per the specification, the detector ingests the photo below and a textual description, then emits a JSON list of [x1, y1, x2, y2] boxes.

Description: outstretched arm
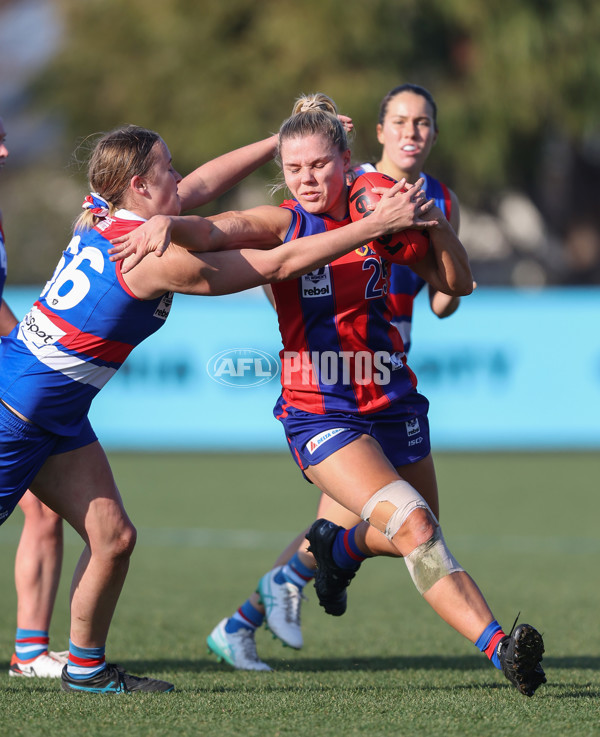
[[177, 135, 278, 212], [124, 181, 433, 299], [111, 205, 287, 273], [110, 174, 434, 272], [177, 114, 352, 212]]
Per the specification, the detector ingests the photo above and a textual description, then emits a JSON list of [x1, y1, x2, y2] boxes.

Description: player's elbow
[[263, 257, 297, 284], [432, 297, 460, 319], [267, 266, 290, 284], [444, 268, 474, 297]]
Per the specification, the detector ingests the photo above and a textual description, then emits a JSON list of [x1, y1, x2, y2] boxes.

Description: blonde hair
[[74, 125, 161, 231], [272, 93, 349, 195], [279, 93, 348, 154]]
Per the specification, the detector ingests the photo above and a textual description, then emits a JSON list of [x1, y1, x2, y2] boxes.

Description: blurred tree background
[[1, 0, 599, 286]]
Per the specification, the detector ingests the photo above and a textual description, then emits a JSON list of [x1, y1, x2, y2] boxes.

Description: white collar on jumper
[[114, 208, 146, 222]]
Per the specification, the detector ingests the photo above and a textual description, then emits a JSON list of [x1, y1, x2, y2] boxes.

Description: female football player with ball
[[205, 86, 472, 672], [110, 92, 545, 697]]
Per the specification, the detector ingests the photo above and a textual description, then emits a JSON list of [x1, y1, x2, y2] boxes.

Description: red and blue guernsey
[[271, 199, 418, 416], [352, 164, 453, 353], [0, 210, 173, 436]]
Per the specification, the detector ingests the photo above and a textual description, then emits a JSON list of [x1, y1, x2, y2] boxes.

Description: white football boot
[[9, 649, 69, 678], [207, 619, 271, 671], [258, 567, 304, 650]]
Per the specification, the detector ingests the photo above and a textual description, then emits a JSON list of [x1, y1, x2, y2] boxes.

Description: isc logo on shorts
[[301, 267, 332, 298]]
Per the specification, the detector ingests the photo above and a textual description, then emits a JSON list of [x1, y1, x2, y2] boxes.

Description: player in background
[[0, 115, 69, 678], [110, 94, 545, 697], [0, 121, 422, 693], [205, 84, 470, 672], [354, 83, 466, 340]]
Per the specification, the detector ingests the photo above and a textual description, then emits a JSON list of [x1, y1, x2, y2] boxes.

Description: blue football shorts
[[0, 401, 97, 526], [274, 389, 431, 474]]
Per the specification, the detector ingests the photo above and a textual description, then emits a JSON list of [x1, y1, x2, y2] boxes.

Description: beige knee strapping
[[404, 527, 464, 594], [360, 480, 434, 541]]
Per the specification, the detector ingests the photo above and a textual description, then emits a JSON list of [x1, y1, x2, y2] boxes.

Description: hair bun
[[292, 92, 338, 117]]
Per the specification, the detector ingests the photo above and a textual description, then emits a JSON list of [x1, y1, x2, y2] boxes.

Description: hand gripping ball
[[348, 171, 430, 264]]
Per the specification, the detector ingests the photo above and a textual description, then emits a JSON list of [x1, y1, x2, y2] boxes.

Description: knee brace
[[360, 480, 434, 541], [404, 527, 464, 594]]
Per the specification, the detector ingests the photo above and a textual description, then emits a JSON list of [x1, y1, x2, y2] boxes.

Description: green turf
[[1, 452, 599, 737]]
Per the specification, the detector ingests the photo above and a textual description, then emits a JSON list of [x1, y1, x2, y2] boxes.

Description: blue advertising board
[[410, 287, 600, 449], [4, 286, 600, 450]]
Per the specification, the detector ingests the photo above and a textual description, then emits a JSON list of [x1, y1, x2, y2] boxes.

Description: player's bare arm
[[109, 206, 291, 273], [410, 204, 473, 297], [177, 135, 278, 212], [124, 181, 426, 299]]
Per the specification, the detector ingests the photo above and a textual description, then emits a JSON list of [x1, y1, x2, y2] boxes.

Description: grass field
[[0, 451, 599, 737]]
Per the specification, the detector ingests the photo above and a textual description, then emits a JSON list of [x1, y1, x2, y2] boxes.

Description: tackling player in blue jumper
[[0, 122, 414, 693]]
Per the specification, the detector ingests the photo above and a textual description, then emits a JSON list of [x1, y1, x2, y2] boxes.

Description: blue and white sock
[[226, 599, 264, 634], [66, 640, 107, 680], [15, 628, 49, 662], [275, 553, 315, 589]]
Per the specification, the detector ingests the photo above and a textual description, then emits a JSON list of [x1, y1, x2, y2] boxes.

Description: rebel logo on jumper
[[301, 267, 332, 298]]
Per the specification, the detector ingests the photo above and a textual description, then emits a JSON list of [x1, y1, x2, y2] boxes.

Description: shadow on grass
[[3, 669, 598, 701], [123, 654, 600, 674], [4, 656, 596, 702]]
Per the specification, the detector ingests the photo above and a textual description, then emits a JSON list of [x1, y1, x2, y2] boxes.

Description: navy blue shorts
[[274, 390, 431, 473], [0, 401, 97, 526]]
